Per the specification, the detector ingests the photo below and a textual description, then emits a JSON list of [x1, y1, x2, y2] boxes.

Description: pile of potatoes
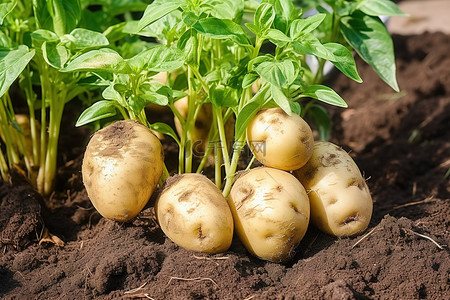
[[82, 108, 372, 263]]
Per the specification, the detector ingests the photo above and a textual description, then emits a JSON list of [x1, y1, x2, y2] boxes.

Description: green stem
[[0, 146, 9, 182], [215, 107, 230, 174], [222, 134, 246, 198], [24, 67, 39, 166]]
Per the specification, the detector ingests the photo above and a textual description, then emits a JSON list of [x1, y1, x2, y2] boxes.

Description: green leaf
[[33, 0, 53, 31], [242, 72, 259, 89], [289, 13, 325, 40], [306, 104, 330, 141], [135, 0, 180, 33], [65, 28, 109, 49], [0, 46, 35, 98], [264, 0, 296, 33], [76, 100, 117, 127], [0, 1, 16, 25], [301, 85, 347, 108], [150, 122, 180, 145], [293, 34, 335, 61], [235, 85, 270, 139], [265, 29, 291, 44], [324, 43, 362, 83], [182, 11, 198, 27], [127, 45, 184, 73], [47, 0, 81, 36], [340, 12, 399, 91], [357, 0, 407, 17], [210, 85, 238, 108], [42, 41, 70, 69], [204, 0, 245, 20], [31, 29, 59, 42], [271, 85, 291, 115], [193, 17, 250, 45], [61, 48, 125, 73], [255, 59, 296, 88], [255, 3, 275, 34]]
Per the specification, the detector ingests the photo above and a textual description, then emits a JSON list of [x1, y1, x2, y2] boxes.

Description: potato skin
[[294, 141, 373, 236], [82, 120, 164, 222], [156, 173, 233, 253], [228, 167, 310, 262], [246, 107, 314, 171]]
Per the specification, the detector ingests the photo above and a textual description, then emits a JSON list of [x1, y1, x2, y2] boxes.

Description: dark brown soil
[[1, 32, 449, 299]]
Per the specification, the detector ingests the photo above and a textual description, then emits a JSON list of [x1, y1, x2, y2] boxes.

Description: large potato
[[156, 173, 233, 253], [246, 107, 314, 171], [82, 119, 164, 222], [294, 141, 373, 236], [228, 167, 310, 262]]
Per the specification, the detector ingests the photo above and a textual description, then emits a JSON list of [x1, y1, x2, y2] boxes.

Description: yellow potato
[[156, 173, 234, 253], [228, 167, 310, 262], [294, 141, 373, 236], [246, 107, 314, 171], [82, 119, 164, 222]]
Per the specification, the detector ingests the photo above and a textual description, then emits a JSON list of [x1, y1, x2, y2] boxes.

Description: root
[[352, 227, 378, 249], [391, 195, 436, 210], [403, 228, 445, 250], [166, 276, 218, 288], [192, 254, 229, 265], [124, 281, 148, 294]]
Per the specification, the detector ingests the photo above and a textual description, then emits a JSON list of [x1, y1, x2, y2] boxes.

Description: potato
[[156, 173, 233, 253], [246, 107, 314, 171], [294, 141, 373, 236], [228, 167, 310, 262], [82, 119, 164, 222]]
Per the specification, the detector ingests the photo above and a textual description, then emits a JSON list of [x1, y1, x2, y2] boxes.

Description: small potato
[[156, 173, 233, 253], [228, 167, 310, 262], [246, 107, 314, 171], [82, 119, 164, 222], [294, 141, 373, 236]]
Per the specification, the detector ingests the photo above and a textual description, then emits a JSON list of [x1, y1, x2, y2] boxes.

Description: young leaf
[[357, 0, 407, 17], [235, 85, 270, 139], [42, 41, 70, 69], [306, 104, 330, 141], [33, 0, 53, 31], [264, 0, 296, 33], [0, 1, 16, 25], [150, 122, 180, 145], [301, 85, 347, 108], [255, 59, 296, 88], [324, 43, 362, 83], [65, 28, 109, 49], [265, 29, 291, 45], [292, 34, 335, 61], [271, 85, 291, 115], [289, 13, 326, 40], [0, 46, 35, 98], [31, 29, 59, 42], [242, 72, 259, 89], [255, 3, 275, 35], [47, 0, 82, 36], [76, 100, 117, 127], [193, 18, 250, 45], [61, 48, 126, 73], [135, 0, 180, 33], [127, 45, 184, 73], [340, 12, 399, 91]]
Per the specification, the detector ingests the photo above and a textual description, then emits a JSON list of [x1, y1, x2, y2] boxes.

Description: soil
[[1, 32, 449, 299]]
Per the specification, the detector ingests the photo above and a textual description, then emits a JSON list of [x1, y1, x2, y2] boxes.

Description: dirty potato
[[156, 173, 234, 253], [294, 141, 373, 236], [82, 119, 164, 222], [228, 167, 310, 262]]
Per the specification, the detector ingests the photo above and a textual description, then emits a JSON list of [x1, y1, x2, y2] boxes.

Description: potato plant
[[1, 0, 404, 259]]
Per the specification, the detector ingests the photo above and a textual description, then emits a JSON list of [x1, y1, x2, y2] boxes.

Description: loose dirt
[[1, 32, 449, 299]]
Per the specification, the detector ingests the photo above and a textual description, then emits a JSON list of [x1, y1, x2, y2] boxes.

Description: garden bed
[[1, 31, 449, 299]]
